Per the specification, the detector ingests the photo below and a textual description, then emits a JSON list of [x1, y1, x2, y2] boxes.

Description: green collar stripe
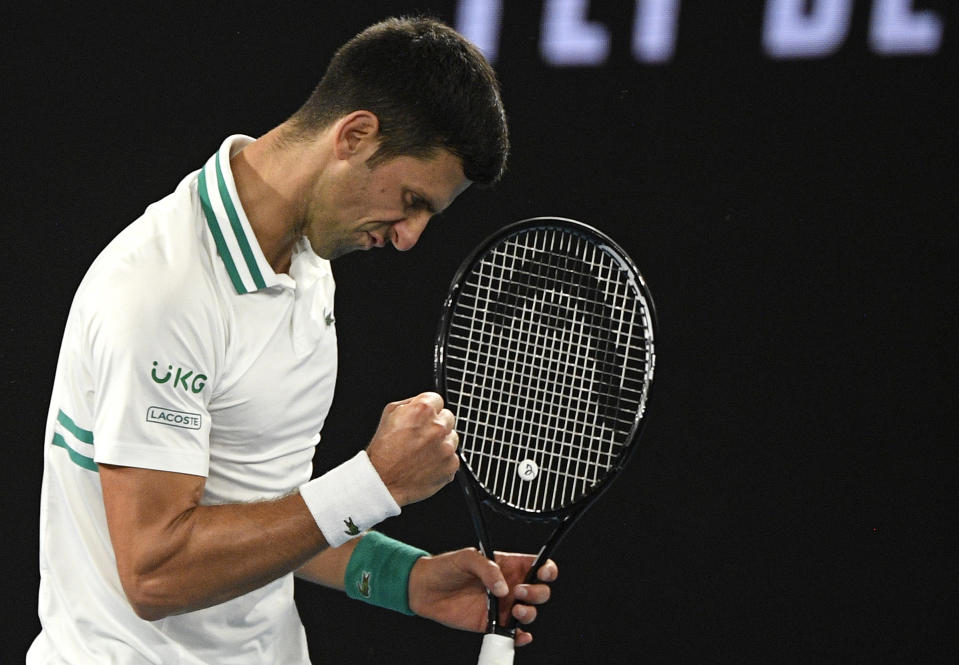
[[198, 167, 248, 294], [57, 409, 94, 443], [52, 433, 98, 472], [214, 153, 267, 290]]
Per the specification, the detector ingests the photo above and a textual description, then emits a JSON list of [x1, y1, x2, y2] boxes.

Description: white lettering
[[454, 0, 944, 66], [869, 0, 943, 55], [541, 0, 611, 66], [146, 406, 202, 430], [632, 0, 681, 63], [762, 0, 853, 58], [455, 0, 503, 62]]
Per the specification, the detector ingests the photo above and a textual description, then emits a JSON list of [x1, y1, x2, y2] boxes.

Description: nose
[[390, 213, 430, 251]]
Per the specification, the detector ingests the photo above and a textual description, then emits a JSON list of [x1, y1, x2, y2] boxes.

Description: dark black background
[[4, 2, 955, 663]]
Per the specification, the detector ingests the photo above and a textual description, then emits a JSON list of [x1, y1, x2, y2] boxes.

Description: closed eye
[[407, 191, 437, 214]]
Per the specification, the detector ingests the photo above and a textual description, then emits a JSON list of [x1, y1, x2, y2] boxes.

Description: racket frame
[[433, 216, 657, 637]]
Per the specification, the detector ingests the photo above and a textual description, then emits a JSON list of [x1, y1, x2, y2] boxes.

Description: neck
[[230, 127, 324, 274]]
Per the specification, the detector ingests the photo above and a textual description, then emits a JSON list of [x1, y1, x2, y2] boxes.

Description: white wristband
[[299, 450, 401, 548]]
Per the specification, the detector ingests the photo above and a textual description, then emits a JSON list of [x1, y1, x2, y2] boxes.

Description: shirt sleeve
[[81, 255, 221, 477]]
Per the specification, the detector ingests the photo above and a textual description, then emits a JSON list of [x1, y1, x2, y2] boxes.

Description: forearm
[[324, 531, 430, 616], [103, 391, 459, 620], [294, 535, 362, 590]]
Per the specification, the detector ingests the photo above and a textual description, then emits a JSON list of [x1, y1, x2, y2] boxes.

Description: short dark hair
[[287, 16, 509, 185]]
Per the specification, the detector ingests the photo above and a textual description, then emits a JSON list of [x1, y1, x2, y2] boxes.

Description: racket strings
[[444, 324, 649, 409], [445, 227, 653, 513]]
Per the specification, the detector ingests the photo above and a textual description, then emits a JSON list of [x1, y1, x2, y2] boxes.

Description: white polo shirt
[[29, 135, 338, 664]]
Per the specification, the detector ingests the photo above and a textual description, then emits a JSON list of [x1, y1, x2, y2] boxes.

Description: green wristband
[[344, 531, 429, 615]]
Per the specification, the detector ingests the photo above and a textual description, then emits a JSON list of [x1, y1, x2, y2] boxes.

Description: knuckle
[[416, 391, 442, 408], [409, 399, 428, 414], [428, 420, 448, 440]]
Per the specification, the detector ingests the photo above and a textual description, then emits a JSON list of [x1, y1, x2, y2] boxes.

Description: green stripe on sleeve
[[198, 167, 248, 294], [57, 409, 94, 443], [52, 433, 98, 472], [214, 155, 266, 290]]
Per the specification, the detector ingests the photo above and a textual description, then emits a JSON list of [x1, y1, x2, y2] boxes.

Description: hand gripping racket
[[434, 217, 657, 664]]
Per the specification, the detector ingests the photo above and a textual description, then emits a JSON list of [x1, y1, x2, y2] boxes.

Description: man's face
[[304, 148, 471, 260]]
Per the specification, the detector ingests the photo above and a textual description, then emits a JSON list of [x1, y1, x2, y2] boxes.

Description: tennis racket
[[433, 217, 657, 665]]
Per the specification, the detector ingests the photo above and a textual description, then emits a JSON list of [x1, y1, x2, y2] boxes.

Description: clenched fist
[[366, 392, 460, 506]]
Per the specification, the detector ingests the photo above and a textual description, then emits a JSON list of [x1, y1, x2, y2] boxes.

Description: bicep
[[100, 464, 206, 583]]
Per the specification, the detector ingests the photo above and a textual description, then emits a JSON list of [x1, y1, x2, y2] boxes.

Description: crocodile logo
[[343, 516, 360, 536], [357, 571, 371, 598]]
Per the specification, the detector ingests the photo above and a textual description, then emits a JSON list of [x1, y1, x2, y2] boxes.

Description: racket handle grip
[[477, 633, 515, 665]]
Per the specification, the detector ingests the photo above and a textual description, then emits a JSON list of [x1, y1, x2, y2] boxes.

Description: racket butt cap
[[477, 633, 515, 665]]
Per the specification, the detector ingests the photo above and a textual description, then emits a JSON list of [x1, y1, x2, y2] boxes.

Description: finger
[[414, 391, 444, 411], [438, 407, 455, 430], [514, 628, 533, 648], [382, 400, 407, 415], [444, 428, 460, 452], [536, 559, 558, 583], [459, 549, 509, 597], [442, 457, 460, 487], [383, 395, 418, 414], [512, 604, 538, 625], [513, 582, 551, 605]]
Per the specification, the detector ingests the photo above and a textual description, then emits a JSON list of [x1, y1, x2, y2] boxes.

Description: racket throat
[[458, 471, 496, 558]]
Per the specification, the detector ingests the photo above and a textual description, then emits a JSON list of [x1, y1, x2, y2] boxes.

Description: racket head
[[434, 217, 657, 521]]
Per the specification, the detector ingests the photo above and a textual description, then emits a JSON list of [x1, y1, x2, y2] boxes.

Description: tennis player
[[28, 17, 557, 664]]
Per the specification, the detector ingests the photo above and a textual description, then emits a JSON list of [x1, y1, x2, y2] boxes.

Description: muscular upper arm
[[98, 463, 328, 620], [99, 463, 206, 615]]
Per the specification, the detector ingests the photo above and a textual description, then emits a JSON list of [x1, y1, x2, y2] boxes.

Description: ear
[[332, 110, 380, 161]]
